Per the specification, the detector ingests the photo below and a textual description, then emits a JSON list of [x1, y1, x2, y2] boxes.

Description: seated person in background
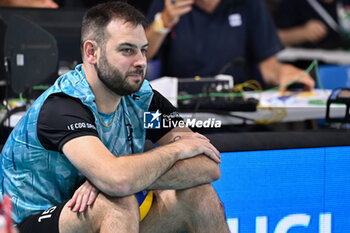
[[58, 0, 152, 14], [264, 0, 281, 17], [146, 0, 315, 90], [0, 0, 58, 8], [274, 0, 350, 48], [0, 2, 229, 233]]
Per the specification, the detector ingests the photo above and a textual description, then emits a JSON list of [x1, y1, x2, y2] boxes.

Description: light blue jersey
[[0, 64, 153, 224]]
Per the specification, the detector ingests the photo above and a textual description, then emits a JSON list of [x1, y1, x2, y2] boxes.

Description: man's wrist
[[164, 140, 182, 160], [169, 135, 181, 144], [154, 12, 171, 34]]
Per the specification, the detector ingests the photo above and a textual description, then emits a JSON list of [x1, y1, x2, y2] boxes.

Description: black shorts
[[17, 201, 68, 233]]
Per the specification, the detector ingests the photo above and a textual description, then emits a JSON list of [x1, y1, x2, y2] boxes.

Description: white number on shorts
[[38, 206, 57, 222]]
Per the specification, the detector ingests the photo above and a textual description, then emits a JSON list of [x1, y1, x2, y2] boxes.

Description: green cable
[[314, 60, 325, 90], [19, 93, 25, 102], [33, 85, 50, 91], [308, 99, 326, 105]]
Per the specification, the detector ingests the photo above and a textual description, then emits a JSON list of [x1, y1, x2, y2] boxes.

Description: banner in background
[[213, 146, 350, 233]]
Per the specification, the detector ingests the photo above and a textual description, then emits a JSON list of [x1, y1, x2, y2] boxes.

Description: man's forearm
[[278, 28, 307, 46], [147, 154, 221, 190], [259, 56, 281, 86], [145, 22, 169, 60]]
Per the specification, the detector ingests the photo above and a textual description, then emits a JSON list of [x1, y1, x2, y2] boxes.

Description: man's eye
[[122, 48, 134, 55], [141, 48, 148, 56]]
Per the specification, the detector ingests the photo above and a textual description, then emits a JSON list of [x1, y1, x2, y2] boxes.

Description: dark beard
[[95, 53, 145, 96]]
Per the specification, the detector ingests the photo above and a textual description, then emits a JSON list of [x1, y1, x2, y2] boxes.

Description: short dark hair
[[80, 1, 147, 55]]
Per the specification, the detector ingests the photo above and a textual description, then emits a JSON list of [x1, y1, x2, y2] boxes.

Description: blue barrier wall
[[212, 146, 350, 233]]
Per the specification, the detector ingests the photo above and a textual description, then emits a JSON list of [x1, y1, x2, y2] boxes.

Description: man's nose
[[133, 50, 147, 68]]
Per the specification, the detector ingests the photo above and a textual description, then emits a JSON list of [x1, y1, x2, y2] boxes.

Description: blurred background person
[[0, 0, 153, 14], [146, 0, 315, 90], [0, 0, 58, 8], [54, 0, 152, 14], [274, 0, 350, 48], [264, 0, 281, 17]]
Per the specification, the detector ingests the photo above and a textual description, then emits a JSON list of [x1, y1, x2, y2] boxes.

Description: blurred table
[[0, 90, 347, 129], [178, 89, 346, 125], [276, 47, 350, 65]]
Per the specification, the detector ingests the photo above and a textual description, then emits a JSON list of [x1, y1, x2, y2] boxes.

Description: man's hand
[[161, 0, 194, 28], [278, 19, 328, 46], [260, 56, 315, 91], [147, 130, 221, 190], [302, 19, 328, 43], [171, 132, 221, 163], [278, 64, 315, 91], [67, 180, 99, 213]]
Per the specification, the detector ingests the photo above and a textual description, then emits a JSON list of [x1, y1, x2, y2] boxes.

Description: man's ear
[[83, 40, 99, 64]]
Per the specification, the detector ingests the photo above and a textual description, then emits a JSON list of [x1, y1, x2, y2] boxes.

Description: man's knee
[[176, 184, 224, 212], [177, 184, 217, 201], [60, 193, 140, 232], [93, 192, 140, 220]]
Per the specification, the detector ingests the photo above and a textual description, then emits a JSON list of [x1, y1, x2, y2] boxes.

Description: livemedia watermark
[[144, 110, 222, 129]]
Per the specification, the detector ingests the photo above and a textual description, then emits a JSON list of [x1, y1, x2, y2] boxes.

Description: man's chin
[[129, 78, 144, 88], [120, 83, 144, 96], [131, 83, 144, 93]]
